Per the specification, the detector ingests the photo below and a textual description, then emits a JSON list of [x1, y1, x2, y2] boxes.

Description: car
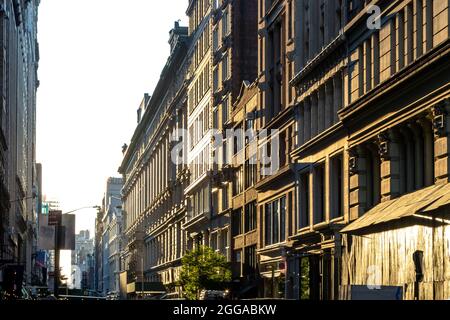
[[199, 290, 230, 300]]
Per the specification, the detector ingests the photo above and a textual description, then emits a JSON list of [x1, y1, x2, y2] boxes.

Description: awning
[[341, 183, 450, 234]]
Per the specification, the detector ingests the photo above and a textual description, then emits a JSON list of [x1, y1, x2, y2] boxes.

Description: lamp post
[[53, 205, 101, 299]]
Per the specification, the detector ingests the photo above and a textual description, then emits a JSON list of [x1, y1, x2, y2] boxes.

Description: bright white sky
[[36, 0, 188, 240]]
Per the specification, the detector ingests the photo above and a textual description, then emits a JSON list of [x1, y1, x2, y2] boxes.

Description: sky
[[36, 0, 189, 239]]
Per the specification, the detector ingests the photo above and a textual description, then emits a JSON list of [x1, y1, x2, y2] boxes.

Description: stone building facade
[[288, 0, 450, 300], [0, 0, 40, 296], [228, 81, 259, 298], [119, 22, 190, 296], [288, 0, 347, 300], [254, 0, 297, 299], [183, 0, 258, 264], [117, 0, 450, 300], [339, 0, 450, 300]]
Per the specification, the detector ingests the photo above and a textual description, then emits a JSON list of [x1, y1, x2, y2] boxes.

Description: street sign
[[48, 210, 62, 226]]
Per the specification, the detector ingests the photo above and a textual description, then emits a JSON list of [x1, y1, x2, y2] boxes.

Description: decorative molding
[[348, 148, 358, 175], [377, 131, 391, 161], [432, 98, 450, 138]]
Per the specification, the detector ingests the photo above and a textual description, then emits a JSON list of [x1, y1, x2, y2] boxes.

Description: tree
[[178, 246, 231, 300]]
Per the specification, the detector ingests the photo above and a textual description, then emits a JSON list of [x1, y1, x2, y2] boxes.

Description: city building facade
[[287, 0, 450, 300], [228, 81, 259, 298], [72, 230, 94, 290], [254, 0, 298, 299], [184, 0, 258, 274], [114, 0, 450, 300], [95, 177, 122, 296], [288, 0, 347, 300], [119, 22, 190, 297], [338, 0, 450, 300], [0, 0, 40, 298]]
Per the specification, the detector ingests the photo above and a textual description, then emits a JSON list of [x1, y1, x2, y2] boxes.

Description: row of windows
[[233, 245, 257, 278], [298, 72, 343, 145], [189, 103, 210, 149], [353, 119, 435, 212], [189, 0, 211, 35], [188, 63, 210, 114], [212, 7, 230, 52], [264, 196, 287, 246], [300, 0, 343, 68], [232, 202, 257, 237], [349, 0, 449, 104], [212, 184, 229, 215], [212, 95, 230, 128], [299, 154, 344, 228], [188, 183, 211, 219], [193, 24, 211, 71], [189, 145, 210, 182], [210, 228, 229, 257], [213, 54, 229, 93], [144, 223, 183, 269]]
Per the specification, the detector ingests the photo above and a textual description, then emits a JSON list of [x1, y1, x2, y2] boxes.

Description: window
[[213, 107, 219, 129], [264, 196, 287, 246], [205, 63, 210, 91], [222, 54, 229, 82], [233, 166, 244, 196], [222, 9, 229, 36], [288, 1, 293, 40], [212, 190, 219, 216], [365, 144, 381, 210], [245, 117, 255, 145], [211, 233, 218, 251], [331, 154, 344, 219], [203, 105, 209, 133], [244, 202, 257, 233], [314, 164, 326, 224], [245, 156, 257, 189], [232, 209, 243, 236], [213, 27, 219, 51], [213, 67, 219, 92], [233, 123, 244, 155], [222, 96, 229, 123], [222, 184, 229, 211], [244, 246, 257, 276], [299, 171, 310, 228]]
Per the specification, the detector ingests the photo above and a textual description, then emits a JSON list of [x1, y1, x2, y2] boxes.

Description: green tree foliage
[[178, 246, 231, 300], [300, 258, 310, 300]]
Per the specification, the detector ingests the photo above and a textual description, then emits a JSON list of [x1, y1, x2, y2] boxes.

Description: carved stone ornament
[[432, 99, 450, 138], [377, 131, 390, 161], [348, 148, 358, 175]]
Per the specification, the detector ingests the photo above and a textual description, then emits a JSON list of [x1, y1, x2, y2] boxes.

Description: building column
[[348, 145, 368, 220], [432, 99, 450, 183], [379, 129, 402, 201]]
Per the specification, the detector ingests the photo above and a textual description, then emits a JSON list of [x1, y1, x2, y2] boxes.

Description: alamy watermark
[[367, 5, 382, 30], [170, 127, 281, 177]]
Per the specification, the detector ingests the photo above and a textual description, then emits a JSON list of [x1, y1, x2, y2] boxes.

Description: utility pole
[[50, 206, 101, 299], [48, 210, 63, 299]]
